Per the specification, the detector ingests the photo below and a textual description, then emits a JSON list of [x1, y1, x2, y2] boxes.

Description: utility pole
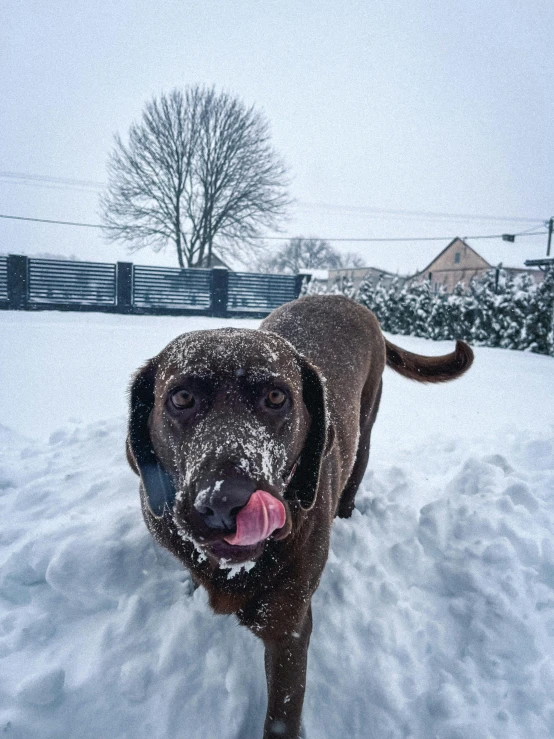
[[547, 217, 553, 257], [494, 263, 503, 294]]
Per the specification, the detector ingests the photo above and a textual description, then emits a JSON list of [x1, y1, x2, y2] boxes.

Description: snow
[[1, 310, 554, 738]]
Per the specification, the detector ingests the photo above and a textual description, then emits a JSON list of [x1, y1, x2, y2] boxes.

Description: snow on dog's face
[[127, 328, 328, 565]]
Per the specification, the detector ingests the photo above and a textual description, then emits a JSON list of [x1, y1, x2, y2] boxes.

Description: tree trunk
[[174, 212, 185, 268], [175, 233, 185, 268]]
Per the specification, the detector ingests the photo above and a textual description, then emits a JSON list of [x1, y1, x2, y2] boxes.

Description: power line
[[515, 224, 549, 236], [0, 213, 105, 229], [0, 212, 547, 243], [0, 171, 104, 189], [0, 181, 103, 194], [0, 170, 546, 225], [295, 201, 545, 224]]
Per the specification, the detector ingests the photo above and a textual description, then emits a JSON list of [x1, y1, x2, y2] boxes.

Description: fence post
[[211, 268, 229, 317], [7, 254, 29, 310], [116, 262, 133, 313], [295, 273, 310, 297]]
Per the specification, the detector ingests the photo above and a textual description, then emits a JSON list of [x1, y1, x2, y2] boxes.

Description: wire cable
[[0, 212, 547, 243], [0, 214, 105, 229], [295, 200, 546, 224], [0, 170, 547, 225], [0, 171, 104, 189]]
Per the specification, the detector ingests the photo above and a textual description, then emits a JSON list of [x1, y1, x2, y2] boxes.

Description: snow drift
[[0, 312, 553, 738]]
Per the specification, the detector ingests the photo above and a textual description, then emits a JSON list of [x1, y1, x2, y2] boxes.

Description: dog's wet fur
[[127, 295, 473, 739]]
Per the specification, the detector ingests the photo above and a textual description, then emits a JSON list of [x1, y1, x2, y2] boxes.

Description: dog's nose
[[194, 476, 257, 530]]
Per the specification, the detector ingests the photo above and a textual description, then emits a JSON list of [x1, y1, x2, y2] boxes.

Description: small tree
[[384, 277, 406, 334], [525, 266, 554, 355], [340, 252, 366, 269], [101, 87, 289, 268], [443, 282, 470, 341], [258, 238, 339, 273], [471, 269, 500, 347], [258, 237, 365, 274], [401, 280, 433, 337], [503, 272, 535, 350], [357, 274, 377, 313], [370, 276, 393, 331]]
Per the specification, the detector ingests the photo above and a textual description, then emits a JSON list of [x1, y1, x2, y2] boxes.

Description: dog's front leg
[[261, 603, 312, 739]]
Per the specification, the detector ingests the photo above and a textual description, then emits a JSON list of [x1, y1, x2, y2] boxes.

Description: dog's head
[[127, 328, 330, 565]]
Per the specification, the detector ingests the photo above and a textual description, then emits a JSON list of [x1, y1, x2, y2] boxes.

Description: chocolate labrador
[[126, 294, 473, 738]]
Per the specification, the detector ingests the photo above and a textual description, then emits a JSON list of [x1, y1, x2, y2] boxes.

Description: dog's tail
[[385, 339, 474, 383]]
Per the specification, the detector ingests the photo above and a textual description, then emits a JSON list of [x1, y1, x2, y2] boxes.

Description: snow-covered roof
[[301, 268, 329, 280]]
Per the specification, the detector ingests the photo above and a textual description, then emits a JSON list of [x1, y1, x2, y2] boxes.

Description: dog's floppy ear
[[287, 357, 333, 511], [127, 358, 176, 519]]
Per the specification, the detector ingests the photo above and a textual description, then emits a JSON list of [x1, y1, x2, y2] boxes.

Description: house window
[[454, 252, 461, 264]]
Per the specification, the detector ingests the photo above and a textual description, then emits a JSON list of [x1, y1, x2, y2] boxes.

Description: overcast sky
[[1, 0, 552, 273]]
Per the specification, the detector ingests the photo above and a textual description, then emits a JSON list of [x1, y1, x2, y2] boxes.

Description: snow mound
[[312, 431, 554, 738], [1, 417, 553, 738]]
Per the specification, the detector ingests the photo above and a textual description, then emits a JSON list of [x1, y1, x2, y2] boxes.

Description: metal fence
[[133, 265, 212, 311], [0, 255, 304, 317], [228, 272, 299, 313], [28, 258, 116, 306], [0, 256, 7, 302]]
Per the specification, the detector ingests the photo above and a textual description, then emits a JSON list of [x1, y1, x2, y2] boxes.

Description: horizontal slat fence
[[133, 265, 211, 310], [1, 255, 305, 316], [228, 272, 297, 313], [0, 257, 7, 301], [28, 258, 116, 305]]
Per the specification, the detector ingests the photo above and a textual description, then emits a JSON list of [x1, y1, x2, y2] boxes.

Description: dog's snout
[[194, 475, 257, 530]]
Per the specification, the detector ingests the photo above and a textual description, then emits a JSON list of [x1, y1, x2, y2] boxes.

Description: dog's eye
[[265, 389, 287, 409], [170, 389, 195, 410]]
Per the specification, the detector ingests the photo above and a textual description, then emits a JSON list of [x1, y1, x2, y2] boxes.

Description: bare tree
[[339, 251, 366, 268], [257, 237, 365, 273], [101, 87, 290, 268]]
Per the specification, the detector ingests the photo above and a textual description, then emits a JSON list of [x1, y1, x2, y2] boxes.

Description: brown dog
[[126, 294, 473, 739]]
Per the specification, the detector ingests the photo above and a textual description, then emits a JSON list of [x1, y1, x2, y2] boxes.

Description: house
[[326, 238, 543, 295], [328, 266, 407, 292], [408, 237, 543, 293], [196, 252, 232, 269], [409, 238, 491, 292]]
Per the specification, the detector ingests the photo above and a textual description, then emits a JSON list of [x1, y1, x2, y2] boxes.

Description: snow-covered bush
[[321, 267, 554, 356], [524, 266, 554, 355]]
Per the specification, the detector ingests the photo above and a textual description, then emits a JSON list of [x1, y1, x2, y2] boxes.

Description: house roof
[[412, 237, 491, 277], [196, 251, 234, 270], [302, 268, 329, 280], [328, 265, 407, 278]]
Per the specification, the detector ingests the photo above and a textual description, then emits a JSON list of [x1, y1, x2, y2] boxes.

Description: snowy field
[[1, 310, 554, 739]]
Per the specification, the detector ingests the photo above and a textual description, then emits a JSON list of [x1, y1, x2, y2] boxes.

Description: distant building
[[300, 268, 329, 284], [328, 266, 406, 292], [196, 252, 231, 269], [408, 238, 490, 293], [408, 237, 543, 293]]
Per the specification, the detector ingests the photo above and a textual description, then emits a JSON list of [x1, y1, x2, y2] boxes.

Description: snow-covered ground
[[1, 310, 553, 739]]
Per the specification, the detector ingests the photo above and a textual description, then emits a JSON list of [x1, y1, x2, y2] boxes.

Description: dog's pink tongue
[[224, 490, 286, 547]]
